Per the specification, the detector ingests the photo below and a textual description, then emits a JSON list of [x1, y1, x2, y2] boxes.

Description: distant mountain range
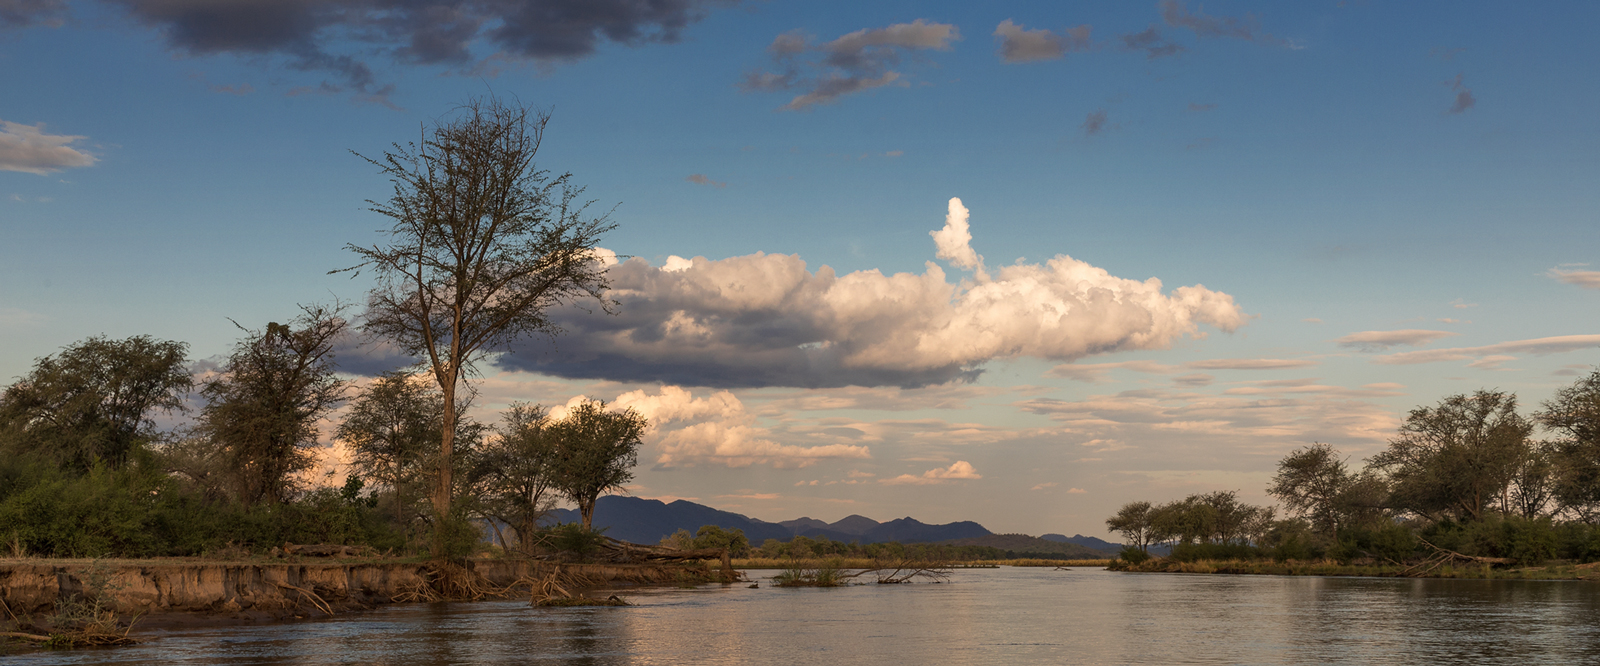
[[545, 495, 1118, 554]]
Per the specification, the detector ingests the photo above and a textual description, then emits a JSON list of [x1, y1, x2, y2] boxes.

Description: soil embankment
[[0, 558, 707, 625]]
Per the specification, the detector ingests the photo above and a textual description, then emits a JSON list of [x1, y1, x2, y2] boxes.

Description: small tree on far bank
[[474, 402, 561, 553], [337, 371, 443, 524], [551, 400, 646, 531], [339, 96, 615, 556], [1106, 501, 1158, 553]]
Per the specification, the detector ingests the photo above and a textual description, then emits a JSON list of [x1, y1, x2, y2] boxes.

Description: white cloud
[[504, 198, 1247, 388], [928, 197, 986, 279], [0, 120, 97, 175], [609, 385, 871, 469], [1373, 335, 1600, 366], [880, 460, 981, 485], [1549, 268, 1600, 290], [1066, 487, 1088, 494], [1030, 481, 1058, 491], [993, 19, 1092, 63], [1335, 329, 1459, 352]]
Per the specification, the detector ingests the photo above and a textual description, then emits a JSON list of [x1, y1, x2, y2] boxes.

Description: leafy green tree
[[1367, 390, 1533, 522], [1105, 501, 1158, 553], [199, 305, 347, 505], [339, 97, 615, 555], [550, 400, 646, 530], [0, 335, 190, 471], [1269, 443, 1354, 541], [473, 402, 561, 553], [691, 525, 750, 556], [1538, 369, 1600, 520], [336, 371, 444, 524]]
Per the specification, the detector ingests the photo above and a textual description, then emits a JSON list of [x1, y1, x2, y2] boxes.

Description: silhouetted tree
[[199, 305, 346, 505], [1367, 390, 1533, 522], [0, 335, 190, 471]]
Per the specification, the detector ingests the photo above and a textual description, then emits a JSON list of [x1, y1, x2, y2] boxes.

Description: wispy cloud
[[1446, 74, 1476, 114], [1549, 267, 1600, 290], [1082, 109, 1110, 136], [0, 120, 97, 175], [686, 173, 726, 188], [993, 19, 1091, 63], [740, 20, 959, 111], [1159, 0, 1299, 48], [1373, 335, 1600, 365], [1335, 329, 1458, 352], [880, 460, 981, 485]]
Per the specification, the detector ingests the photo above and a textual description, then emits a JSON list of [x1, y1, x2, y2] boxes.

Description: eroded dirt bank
[[0, 558, 706, 624]]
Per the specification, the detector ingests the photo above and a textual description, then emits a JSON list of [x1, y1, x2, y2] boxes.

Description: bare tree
[[339, 97, 614, 554]]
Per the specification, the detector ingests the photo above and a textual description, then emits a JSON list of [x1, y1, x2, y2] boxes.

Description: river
[[10, 567, 1600, 664]]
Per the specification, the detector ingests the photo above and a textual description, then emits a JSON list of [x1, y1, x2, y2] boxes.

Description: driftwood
[[840, 560, 953, 584], [1403, 537, 1515, 576]]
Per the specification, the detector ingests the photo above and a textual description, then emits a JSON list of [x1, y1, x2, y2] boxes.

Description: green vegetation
[[1107, 373, 1600, 575]]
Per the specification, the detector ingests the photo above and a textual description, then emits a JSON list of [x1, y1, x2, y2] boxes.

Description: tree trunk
[[433, 374, 457, 558], [581, 497, 595, 531]]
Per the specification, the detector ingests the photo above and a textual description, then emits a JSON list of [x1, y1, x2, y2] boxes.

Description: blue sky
[[3, 1, 1598, 536]]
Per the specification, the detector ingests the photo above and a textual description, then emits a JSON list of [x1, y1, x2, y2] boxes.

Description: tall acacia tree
[[340, 97, 614, 554]]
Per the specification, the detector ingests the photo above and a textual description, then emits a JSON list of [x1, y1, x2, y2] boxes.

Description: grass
[[995, 559, 1113, 567], [1111, 558, 1600, 580]]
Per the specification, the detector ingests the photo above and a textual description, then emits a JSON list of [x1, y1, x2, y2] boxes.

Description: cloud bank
[[500, 197, 1247, 388], [0, 120, 97, 174], [739, 20, 958, 110], [19, 0, 735, 100]]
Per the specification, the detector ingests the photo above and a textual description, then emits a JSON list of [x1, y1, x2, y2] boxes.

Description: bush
[[1329, 523, 1416, 564], [1118, 545, 1150, 564], [1170, 542, 1261, 562]]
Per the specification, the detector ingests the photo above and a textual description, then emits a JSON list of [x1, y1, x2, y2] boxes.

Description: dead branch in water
[[274, 582, 334, 616], [1403, 537, 1516, 576], [840, 559, 954, 584]]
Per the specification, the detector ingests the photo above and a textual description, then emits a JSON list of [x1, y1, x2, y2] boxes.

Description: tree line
[[0, 328, 644, 559], [1106, 373, 1600, 565], [1, 96, 630, 560]]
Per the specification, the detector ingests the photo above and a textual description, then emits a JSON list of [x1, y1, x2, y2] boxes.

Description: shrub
[[1118, 545, 1151, 564], [1170, 542, 1261, 562]]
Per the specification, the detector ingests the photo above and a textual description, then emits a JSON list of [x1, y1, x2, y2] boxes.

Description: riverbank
[[0, 556, 722, 635], [1111, 557, 1600, 580], [730, 557, 1113, 569]]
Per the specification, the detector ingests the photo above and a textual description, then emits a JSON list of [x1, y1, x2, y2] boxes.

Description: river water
[[11, 567, 1600, 664]]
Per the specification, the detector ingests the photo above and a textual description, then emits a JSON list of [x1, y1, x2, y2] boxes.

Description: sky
[[3, 0, 1598, 538]]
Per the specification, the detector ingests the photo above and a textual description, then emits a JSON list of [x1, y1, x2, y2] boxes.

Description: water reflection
[[8, 569, 1600, 665]]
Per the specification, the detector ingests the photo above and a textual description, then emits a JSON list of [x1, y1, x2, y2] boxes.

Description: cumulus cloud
[[880, 460, 981, 485], [928, 197, 986, 279], [1335, 329, 1458, 352], [0, 0, 67, 28], [993, 19, 1091, 63], [44, 0, 735, 101], [1030, 481, 1057, 490], [1549, 268, 1600, 290], [1118, 26, 1183, 59], [0, 120, 97, 174], [739, 20, 959, 110], [606, 385, 870, 468], [686, 173, 726, 188], [1159, 0, 1297, 48], [1446, 74, 1476, 114], [500, 197, 1247, 388], [1373, 335, 1600, 366]]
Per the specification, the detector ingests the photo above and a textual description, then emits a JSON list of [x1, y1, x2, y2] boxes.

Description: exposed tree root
[[1404, 537, 1516, 576]]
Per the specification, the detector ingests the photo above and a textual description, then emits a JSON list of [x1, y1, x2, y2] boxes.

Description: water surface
[[11, 568, 1600, 664]]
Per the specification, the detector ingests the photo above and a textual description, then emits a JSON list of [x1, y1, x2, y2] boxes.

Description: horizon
[[3, 1, 1598, 538]]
